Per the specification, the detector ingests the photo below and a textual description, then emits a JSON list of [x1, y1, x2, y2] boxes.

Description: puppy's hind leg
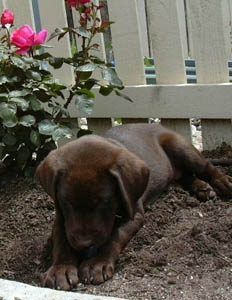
[[160, 132, 232, 199]]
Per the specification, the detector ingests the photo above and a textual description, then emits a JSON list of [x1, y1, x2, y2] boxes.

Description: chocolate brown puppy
[[36, 123, 232, 290]]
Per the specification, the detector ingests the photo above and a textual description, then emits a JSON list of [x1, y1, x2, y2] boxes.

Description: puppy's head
[[36, 135, 149, 251]]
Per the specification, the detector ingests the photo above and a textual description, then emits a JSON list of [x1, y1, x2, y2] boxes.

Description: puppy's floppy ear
[[35, 157, 60, 201], [110, 149, 150, 219]]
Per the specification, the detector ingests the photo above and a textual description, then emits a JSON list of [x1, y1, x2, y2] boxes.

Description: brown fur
[[36, 123, 232, 290]]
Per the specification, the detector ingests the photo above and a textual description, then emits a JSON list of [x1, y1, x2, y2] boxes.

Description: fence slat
[[187, 0, 232, 150], [65, 84, 232, 118], [0, 2, 4, 11], [147, 0, 186, 84], [108, 0, 146, 125], [136, 0, 150, 58], [107, 0, 145, 85], [37, 0, 74, 85], [147, 0, 191, 142], [4, 0, 35, 27]]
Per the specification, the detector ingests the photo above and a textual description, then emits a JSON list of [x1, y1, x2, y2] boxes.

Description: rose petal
[[11, 25, 35, 48], [16, 47, 31, 55], [34, 29, 48, 46]]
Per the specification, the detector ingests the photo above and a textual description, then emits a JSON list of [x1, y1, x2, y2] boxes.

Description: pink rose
[[1, 9, 14, 26], [67, 0, 91, 8], [11, 25, 48, 55]]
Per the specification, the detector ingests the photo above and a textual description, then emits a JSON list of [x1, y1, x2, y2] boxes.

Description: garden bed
[[0, 149, 232, 300]]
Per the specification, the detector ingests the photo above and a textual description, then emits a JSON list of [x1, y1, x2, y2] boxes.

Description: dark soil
[[1, 154, 232, 299]]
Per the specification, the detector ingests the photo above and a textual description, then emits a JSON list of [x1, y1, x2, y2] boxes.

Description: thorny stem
[[64, 72, 81, 109]]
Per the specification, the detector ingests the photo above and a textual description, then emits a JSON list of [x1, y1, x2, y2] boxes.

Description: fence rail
[[1, 0, 232, 150]]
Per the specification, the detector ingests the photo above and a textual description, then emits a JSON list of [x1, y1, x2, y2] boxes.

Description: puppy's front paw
[[41, 264, 79, 291], [211, 175, 232, 198], [79, 257, 115, 285]]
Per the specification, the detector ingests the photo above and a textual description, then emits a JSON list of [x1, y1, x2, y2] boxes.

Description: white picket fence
[[1, 0, 232, 150]]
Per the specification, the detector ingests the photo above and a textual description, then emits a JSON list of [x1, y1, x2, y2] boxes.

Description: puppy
[[36, 123, 232, 290]]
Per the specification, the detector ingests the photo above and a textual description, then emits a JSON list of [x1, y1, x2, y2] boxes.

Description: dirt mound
[[0, 166, 232, 299]]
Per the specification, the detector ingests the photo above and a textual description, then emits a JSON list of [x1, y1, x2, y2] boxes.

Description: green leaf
[[9, 90, 30, 98], [0, 93, 8, 100], [28, 95, 42, 111], [48, 57, 64, 69], [83, 79, 97, 90], [34, 52, 52, 60], [44, 79, 66, 93], [22, 57, 36, 64], [38, 119, 58, 136], [75, 27, 91, 38], [11, 56, 27, 69], [30, 130, 41, 146], [78, 71, 92, 80], [2, 116, 18, 128], [77, 88, 95, 99], [0, 75, 9, 85], [75, 94, 94, 115], [0, 102, 17, 114], [26, 70, 42, 81], [76, 63, 97, 72], [101, 68, 123, 88], [19, 115, 36, 127], [99, 86, 113, 96], [52, 126, 72, 141], [48, 27, 69, 41], [115, 90, 133, 102], [0, 103, 18, 127], [2, 133, 17, 146], [9, 97, 29, 111]]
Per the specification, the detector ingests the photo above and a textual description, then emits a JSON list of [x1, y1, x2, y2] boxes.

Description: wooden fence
[[1, 0, 232, 150]]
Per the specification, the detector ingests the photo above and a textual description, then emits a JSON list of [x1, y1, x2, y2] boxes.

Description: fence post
[[108, 0, 148, 124], [146, 0, 191, 141], [186, 0, 232, 150]]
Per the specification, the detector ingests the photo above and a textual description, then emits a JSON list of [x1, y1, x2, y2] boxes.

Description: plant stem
[[6, 28, 11, 50], [64, 72, 81, 109]]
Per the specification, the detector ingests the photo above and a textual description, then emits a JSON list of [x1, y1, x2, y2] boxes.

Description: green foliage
[[0, 43, 72, 175], [0, 1, 129, 175]]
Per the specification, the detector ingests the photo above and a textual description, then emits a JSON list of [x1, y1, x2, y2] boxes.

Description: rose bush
[[0, 9, 73, 175], [0, 1, 128, 175]]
